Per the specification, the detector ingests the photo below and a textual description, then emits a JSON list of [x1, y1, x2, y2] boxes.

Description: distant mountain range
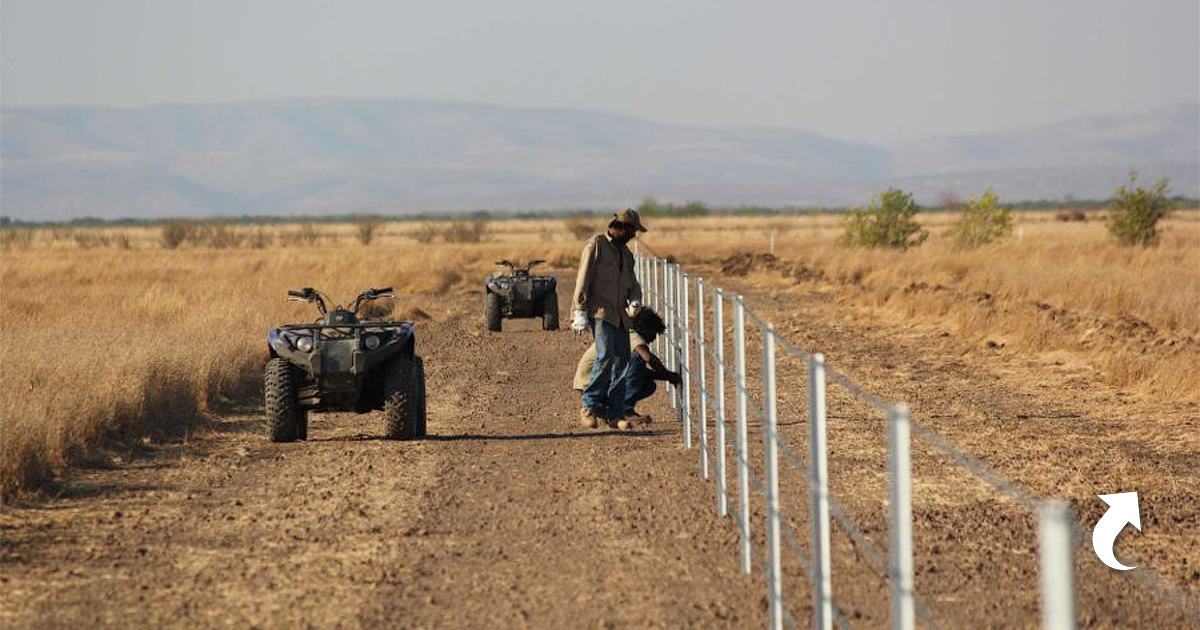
[[1, 99, 1195, 220]]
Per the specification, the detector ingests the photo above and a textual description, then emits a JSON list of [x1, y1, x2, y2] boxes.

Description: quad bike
[[483, 260, 559, 332], [264, 286, 427, 442]]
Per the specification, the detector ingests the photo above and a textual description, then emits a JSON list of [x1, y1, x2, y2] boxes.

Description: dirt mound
[[720, 252, 777, 276], [720, 252, 829, 284], [900, 281, 1198, 355]]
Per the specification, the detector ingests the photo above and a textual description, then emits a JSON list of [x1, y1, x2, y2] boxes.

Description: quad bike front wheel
[[383, 356, 418, 440], [485, 291, 502, 332], [414, 356, 428, 438], [541, 290, 560, 331], [265, 358, 304, 442]]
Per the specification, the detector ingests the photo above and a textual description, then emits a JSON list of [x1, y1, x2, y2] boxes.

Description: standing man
[[571, 209, 646, 429]]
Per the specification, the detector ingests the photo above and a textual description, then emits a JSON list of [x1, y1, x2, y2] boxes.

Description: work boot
[[617, 411, 652, 428], [578, 407, 602, 429]]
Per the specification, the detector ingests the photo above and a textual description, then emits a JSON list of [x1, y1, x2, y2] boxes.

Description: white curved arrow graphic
[[1092, 492, 1141, 571]]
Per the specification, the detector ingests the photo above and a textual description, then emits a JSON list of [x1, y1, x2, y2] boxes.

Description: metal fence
[[632, 251, 1198, 630]]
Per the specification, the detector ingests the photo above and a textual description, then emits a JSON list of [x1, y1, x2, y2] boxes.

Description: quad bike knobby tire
[[541, 290, 559, 331], [265, 358, 305, 442], [414, 356, 428, 438], [485, 291, 502, 332], [383, 356, 418, 440]]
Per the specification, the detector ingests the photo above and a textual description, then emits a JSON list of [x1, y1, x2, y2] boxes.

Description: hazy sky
[[2, 0, 1196, 143]]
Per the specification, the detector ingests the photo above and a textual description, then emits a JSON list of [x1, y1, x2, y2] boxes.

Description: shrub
[[564, 219, 595, 240], [246, 226, 274, 249], [297, 223, 320, 245], [205, 223, 244, 249], [0, 228, 35, 249], [636, 197, 710, 217], [355, 218, 381, 245], [161, 221, 193, 249], [951, 189, 1013, 248], [1055, 210, 1087, 222], [50, 227, 75, 242], [279, 223, 321, 247], [1107, 174, 1173, 247], [441, 220, 489, 244], [411, 223, 439, 244], [839, 187, 928, 249], [73, 232, 111, 249]]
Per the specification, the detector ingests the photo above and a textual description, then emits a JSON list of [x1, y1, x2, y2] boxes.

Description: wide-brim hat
[[613, 208, 648, 232]]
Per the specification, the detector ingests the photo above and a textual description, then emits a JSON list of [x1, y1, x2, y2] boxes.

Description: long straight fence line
[[631, 249, 1199, 630]]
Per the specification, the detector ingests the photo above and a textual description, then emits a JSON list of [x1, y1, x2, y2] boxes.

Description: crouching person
[[573, 306, 681, 429]]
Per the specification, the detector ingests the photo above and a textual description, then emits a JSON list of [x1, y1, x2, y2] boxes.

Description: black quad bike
[[264, 287, 427, 442], [483, 260, 559, 332]]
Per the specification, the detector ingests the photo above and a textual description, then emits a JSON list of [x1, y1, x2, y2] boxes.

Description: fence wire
[[636, 254, 1196, 630]]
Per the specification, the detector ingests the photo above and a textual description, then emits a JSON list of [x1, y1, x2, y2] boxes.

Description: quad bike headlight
[[295, 336, 314, 352], [363, 334, 381, 350]]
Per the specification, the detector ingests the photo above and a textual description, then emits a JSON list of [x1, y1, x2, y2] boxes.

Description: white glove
[[571, 310, 589, 335], [626, 300, 642, 318]]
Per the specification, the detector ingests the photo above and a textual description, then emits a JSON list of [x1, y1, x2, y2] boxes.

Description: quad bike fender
[[529, 276, 557, 301], [266, 325, 416, 380]]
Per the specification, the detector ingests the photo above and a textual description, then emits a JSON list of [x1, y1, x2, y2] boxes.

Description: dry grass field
[[1, 211, 1197, 495]]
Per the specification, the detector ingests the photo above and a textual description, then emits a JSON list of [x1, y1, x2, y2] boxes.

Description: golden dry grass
[[0, 224, 586, 495], [2, 211, 1196, 494], [639, 211, 1199, 399]]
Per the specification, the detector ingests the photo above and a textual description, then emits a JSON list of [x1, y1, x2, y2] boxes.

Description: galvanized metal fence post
[[888, 404, 915, 630], [808, 353, 833, 630], [652, 258, 660, 354], [667, 263, 677, 409], [734, 297, 752, 574], [696, 277, 709, 477], [681, 268, 692, 448], [714, 289, 728, 517], [762, 326, 784, 630], [1038, 501, 1076, 630]]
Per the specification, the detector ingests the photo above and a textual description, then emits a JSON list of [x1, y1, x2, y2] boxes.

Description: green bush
[[951, 188, 1013, 248], [839, 187, 928, 249], [635, 197, 710, 217], [1107, 174, 1173, 246]]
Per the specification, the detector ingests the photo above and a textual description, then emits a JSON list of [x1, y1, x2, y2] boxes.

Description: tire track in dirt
[[1, 275, 766, 629]]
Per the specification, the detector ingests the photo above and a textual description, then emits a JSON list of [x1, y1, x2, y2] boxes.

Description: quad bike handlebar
[[286, 286, 394, 317], [493, 260, 545, 273]]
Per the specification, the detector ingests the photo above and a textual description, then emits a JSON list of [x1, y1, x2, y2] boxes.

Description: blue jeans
[[581, 319, 630, 420], [621, 353, 656, 415]]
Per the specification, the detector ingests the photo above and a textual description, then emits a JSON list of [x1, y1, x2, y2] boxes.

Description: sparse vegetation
[[636, 197, 711, 217], [564, 218, 595, 240], [440, 219, 489, 244], [839, 187, 928, 249], [1055, 210, 1087, 222], [205, 222, 245, 249], [411, 223, 439, 244], [950, 189, 1013, 248], [355, 217, 381, 245], [3, 209, 1198, 496], [279, 223, 322, 247], [0, 239, 580, 494], [161, 221, 194, 249], [1107, 173, 1173, 246], [0, 228, 35, 249]]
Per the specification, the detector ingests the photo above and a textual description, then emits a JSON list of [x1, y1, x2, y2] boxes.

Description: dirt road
[[3, 270, 1197, 628], [1, 276, 766, 629]]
